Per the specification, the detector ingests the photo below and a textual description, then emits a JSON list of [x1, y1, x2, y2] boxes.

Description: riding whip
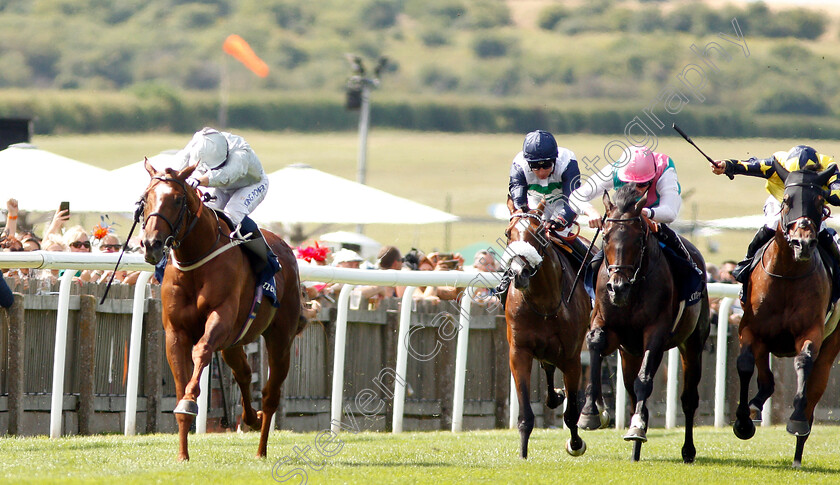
[[672, 123, 733, 180], [100, 199, 144, 305], [567, 213, 606, 303]]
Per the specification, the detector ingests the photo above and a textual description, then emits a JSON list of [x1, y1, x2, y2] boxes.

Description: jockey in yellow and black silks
[[711, 145, 840, 299]]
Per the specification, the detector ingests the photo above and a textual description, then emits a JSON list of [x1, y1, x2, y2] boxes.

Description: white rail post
[[392, 287, 416, 433], [714, 297, 733, 427], [330, 284, 355, 434], [509, 373, 518, 429], [124, 271, 153, 435], [196, 365, 210, 434], [451, 294, 472, 432], [762, 358, 773, 426], [615, 351, 626, 429], [665, 347, 679, 429], [49, 269, 77, 438]]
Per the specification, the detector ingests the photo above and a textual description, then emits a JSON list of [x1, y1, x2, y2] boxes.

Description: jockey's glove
[[186, 177, 201, 189]]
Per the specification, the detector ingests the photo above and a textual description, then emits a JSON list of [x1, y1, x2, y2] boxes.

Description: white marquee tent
[[106, 151, 182, 212], [0, 144, 110, 212], [250, 164, 459, 225]]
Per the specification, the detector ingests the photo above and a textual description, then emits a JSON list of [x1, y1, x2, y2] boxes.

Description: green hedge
[[1, 90, 838, 139]]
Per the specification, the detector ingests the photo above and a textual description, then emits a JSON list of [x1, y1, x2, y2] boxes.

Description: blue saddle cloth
[[584, 243, 704, 307]]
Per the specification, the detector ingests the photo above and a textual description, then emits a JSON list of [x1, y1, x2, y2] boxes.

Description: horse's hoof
[[599, 408, 610, 429], [682, 445, 696, 464], [792, 460, 802, 469], [786, 420, 810, 437], [566, 438, 586, 457], [578, 413, 603, 431], [173, 399, 198, 416], [623, 427, 647, 442], [749, 404, 762, 423], [251, 410, 264, 431], [546, 388, 565, 409], [733, 419, 756, 440]]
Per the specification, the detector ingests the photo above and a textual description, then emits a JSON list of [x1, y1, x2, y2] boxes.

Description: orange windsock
[[223, 34, 269, 78]]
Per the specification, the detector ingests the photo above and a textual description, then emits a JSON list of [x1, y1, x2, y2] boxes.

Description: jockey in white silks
[[177, 127, 273, 273]]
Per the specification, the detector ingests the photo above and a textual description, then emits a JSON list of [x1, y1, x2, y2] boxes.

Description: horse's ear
[[178, 163, 198, 180], [817, 164, 836, 187], [634, 186, 648, 215], [773, 158, 790, 183], [602, 190, 613, 213], [536, 198, 546, 213], [144, 157, 157, 177]]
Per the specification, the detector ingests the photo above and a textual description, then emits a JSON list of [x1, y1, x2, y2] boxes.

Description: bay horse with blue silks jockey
[[140, 160, 305, 460], [578, 184, 710, 463], [503, 198, 591, 459], [733, 161, 840, 468]]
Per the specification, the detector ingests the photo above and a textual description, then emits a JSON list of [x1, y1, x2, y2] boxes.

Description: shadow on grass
[[330, 461, 454, 468], [641, 455, 840, 474]]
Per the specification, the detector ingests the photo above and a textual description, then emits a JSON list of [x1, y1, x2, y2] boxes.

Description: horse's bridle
[[780, 181, 827, 241], [603, 216, 649, 285], [507, 212, 567, 318], [142, 176, 212, 252]]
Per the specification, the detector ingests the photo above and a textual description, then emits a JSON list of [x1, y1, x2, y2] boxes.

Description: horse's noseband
[[143, 176, 200, 251], [604, 216, 648, 285]]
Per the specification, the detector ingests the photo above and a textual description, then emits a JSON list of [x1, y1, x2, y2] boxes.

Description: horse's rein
[[143, 176, 212, 252], [603, 216, 650, 285], [508, 211, 569, 317]]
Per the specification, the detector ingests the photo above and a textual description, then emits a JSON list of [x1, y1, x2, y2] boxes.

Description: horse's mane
[[614, 184, 642, 214]]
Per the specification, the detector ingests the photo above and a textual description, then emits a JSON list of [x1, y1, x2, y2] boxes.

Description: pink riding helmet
[[617, 146, 656, 183]]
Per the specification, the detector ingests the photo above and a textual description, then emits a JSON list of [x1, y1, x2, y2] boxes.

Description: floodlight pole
[[354, 79, 378, 235], [347, 55, 387, 234]]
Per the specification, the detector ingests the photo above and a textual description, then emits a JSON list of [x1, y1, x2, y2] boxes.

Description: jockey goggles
[[527, 159, 554, 170]]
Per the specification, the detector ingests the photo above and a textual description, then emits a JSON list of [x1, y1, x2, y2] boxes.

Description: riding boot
[[232, 216, 276, 276], [818, 229, 840, 304], [564, 237, 591, 271], [732, 226, 776, 284], [655, 223, 691, 261]]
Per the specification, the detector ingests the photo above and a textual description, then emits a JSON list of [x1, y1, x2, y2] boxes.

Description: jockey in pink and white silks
[[569, 145, 699, 289], [177, 127, 274, 273], [570, 145, 682, 229]]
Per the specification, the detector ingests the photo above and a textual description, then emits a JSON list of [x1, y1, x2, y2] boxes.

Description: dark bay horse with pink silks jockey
[[577, 185, 710, 463], [732, 161, 840, 468], [140, 160, 306, 461]]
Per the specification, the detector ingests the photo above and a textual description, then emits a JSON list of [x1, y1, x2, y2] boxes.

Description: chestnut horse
[[578, 185, 710, 463], [733, 162, 840, 468], [141, 160, 304, 460], [503, 199, 590, 459]]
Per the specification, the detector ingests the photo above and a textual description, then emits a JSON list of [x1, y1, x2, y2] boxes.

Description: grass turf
[[1, 426, 840, 484]]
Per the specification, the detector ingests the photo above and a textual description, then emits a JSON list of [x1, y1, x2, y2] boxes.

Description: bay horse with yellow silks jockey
[[732, 161, 840, 468], [502, 198, 591, 459], [140, 160, 305, 460], [577, 185, 710, 463]]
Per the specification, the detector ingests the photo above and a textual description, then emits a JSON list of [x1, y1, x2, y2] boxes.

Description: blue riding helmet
[[787, 145, 819, 169], [523, 130, 557, 163]]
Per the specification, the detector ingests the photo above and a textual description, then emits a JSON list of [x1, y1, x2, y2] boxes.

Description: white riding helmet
[[189, 128, 228, 169]]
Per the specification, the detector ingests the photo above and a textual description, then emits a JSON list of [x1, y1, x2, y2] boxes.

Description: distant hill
[[0, 0, 837, 133]]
